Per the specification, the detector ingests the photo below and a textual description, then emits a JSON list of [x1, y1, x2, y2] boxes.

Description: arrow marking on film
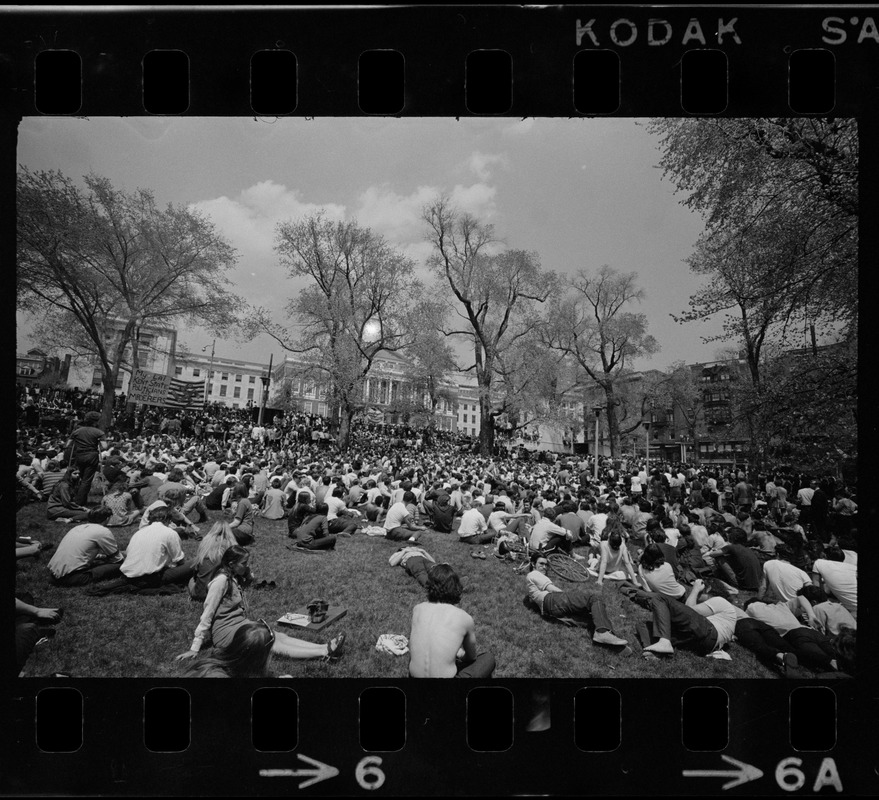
[[259, 753, 340, 789], [683, 754, 763, 790]]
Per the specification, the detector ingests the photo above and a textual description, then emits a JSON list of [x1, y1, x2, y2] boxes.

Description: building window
[[193, 369, 200, 378], [219, 385, 227, 397], [233, 387, 241, 398], [210, 371, 215, 379], [233, 403, 239, 408], [318, 403, 327, 417], [463, 414, 468, 423], [175, 366, 183, 376], [235, 374, 242, 382], [247, 388, 254, 400], [249, 376, 256, 384], [221, 372, 228, 381]]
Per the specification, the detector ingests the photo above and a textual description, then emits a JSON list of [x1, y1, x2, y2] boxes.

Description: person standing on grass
[[409, 564, 495, 678], [65, 410, 108, 506], [526, 554, 629, 647], [176, 546, 345, 670]]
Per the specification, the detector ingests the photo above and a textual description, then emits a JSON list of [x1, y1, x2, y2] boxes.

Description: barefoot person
[[409, 564, 495, 678]]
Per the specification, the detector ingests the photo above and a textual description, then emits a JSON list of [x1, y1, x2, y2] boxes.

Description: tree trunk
[[478, 393, 494, 455], [603, 384, 621, 458], [100, 368, 118, 430], [336, 403, 353, 450]]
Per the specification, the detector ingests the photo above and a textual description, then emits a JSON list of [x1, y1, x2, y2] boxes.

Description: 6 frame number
[[356, 756, 386, 791]]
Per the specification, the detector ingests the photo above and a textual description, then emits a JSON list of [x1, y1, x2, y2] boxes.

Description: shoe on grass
[[643, 638, 674, 655], [593, 630, 628, 647]]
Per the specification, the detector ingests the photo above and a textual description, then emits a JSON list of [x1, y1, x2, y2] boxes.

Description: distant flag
[[165, 377, 205, 409]]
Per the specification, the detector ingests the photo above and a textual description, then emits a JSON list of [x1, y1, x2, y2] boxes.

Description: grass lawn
[[16, 503, 776, 679]]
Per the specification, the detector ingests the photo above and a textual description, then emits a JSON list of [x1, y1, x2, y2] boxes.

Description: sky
[[16, 115, 724, 376]]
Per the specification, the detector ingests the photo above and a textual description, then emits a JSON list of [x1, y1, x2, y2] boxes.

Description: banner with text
[[129, 369, 205, 409]]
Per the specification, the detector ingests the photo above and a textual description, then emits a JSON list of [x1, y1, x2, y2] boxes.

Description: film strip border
[[6, 679, 872, 795], [1, 7, 878, 116]]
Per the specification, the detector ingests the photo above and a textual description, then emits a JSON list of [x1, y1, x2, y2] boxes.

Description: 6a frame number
[[776, 757, 843, 793]]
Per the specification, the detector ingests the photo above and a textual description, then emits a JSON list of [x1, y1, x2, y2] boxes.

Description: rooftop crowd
[[15, 386, 857, 679]]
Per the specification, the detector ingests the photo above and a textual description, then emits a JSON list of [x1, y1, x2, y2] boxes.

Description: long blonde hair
[[195, 521, 237, 565]]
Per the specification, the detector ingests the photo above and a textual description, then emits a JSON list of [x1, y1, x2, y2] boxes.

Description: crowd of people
[[15, 395, 858, 679]]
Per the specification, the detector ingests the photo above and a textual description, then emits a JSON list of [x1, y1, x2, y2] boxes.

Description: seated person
[[140, 496, 200, 539], [527, 554, 628, 646], [101, 475, 142, 527], [528, 507, 574, 553], [388, 545, 437, 588], [227, 483, 255, 546], [645, 522, 682, 577], [291, 503, 336, 550], [409, 564, 495, 678], [812, 549, 857, 620], [46, 467, 91, 521], [457, 505, 494, 546], [119, 505, 193, 588], [204, 475, 237, 511], [422, 490, 455, 533], [641, 579, 739, 657], [46, 506, 125, 586], [704, 527, 763, 591], [596, 531, 639, 586], [384, 492, 426, 542], [637, 544, 686, 601], [325, 487, 360, 535], [176, 546, 345, 670], [258, 478, 288, 520], [189, 521, 239, 601]]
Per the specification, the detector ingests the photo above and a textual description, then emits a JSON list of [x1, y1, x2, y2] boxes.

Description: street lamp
[[644, 399, 654, 481], [592, 405, 602, 481]]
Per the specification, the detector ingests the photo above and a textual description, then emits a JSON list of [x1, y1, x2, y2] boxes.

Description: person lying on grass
[[176, 546, 345, 667], [388, 545, 436, 588], [408, 564, 495, 678], [526, 553, 628, 647], [641, 579, 738, 658]]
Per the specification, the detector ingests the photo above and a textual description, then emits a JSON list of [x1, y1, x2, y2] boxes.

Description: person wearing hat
[[64, 410, 108, 506]]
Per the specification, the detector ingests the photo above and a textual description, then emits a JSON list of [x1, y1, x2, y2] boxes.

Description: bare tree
[[257, 212, 422, 449], [423, 195, 556, 454], [543, 265, 659, 457]]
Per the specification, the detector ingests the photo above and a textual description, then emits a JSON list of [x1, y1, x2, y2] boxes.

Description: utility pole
[[258, 353, 273, 427], [203, 339, 216, 407]]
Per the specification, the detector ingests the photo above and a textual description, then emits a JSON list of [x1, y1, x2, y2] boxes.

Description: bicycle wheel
[[547, 552, 591, 583]]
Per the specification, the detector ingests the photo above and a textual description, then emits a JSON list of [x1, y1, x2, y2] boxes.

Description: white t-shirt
[[383, 502, 411, 531], [528, 518, 570, 550], [746, 601, 804, 636], [701, 597, 738, 648], [813, 559, 857, 617], [47, 524, 119, 579], [526, 570, 555, 613], [639, 562, 685, 599], [325, 495, 347, 521], [762, 559, 811, 602], [458, 508, 488, 538], [120, 522, 184, 578]]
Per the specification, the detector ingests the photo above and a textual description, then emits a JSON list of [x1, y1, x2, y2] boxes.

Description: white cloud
[[449, 182, 498, 220], [466, 151, 508, 182], [353, 183, 438, 246]]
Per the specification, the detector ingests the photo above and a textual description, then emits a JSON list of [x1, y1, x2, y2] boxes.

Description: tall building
[[173, 352, 270, 410], [16, 349, 71, 388], [271, 351, 459, 430]]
